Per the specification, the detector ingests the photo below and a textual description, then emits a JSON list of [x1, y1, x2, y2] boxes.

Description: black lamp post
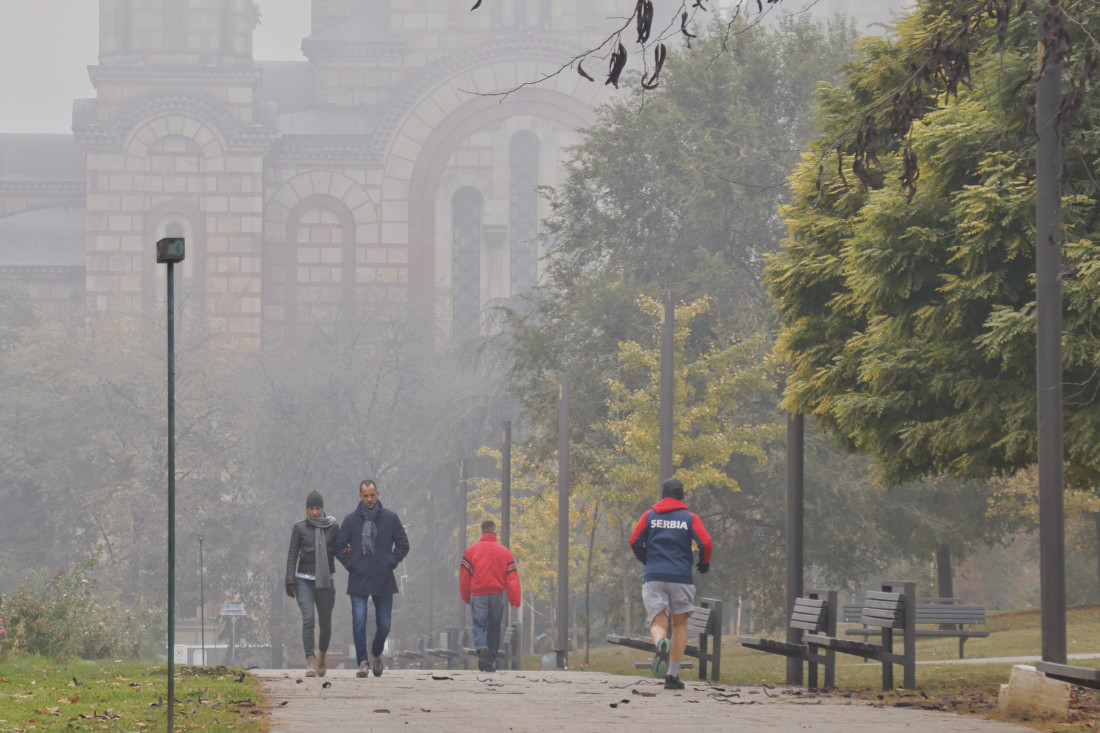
[[156, 236, 184, 733], [556, 373, 569, 669], [198, 535, 205, 665]]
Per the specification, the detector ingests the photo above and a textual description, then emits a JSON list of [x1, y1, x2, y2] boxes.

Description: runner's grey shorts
[[642, 581, 695, 625]]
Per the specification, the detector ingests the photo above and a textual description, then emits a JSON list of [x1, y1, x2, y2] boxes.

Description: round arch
[[401, 87, 597, 326]]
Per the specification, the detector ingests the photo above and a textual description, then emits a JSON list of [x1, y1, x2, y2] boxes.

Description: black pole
[[1036, 3, 1066, 665], [166, 259, 176, 733], [785, 413, 804, 686], [427, 491, 434, 633], [556, 373, 570, 668], [502, 421, 511, 548], [198, 535, 205, 665], [659, 290, 674, 482], [156, 237, 183, 731], [459, 460, 468, 628], [936, 545, 954, 600]]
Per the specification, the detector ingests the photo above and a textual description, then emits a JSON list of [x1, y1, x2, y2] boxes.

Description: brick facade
[[0, 0, 614, 348]]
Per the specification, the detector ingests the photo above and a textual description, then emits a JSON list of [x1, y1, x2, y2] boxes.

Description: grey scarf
[[357, 502, 382, 556], [307, 514, 337, 589]]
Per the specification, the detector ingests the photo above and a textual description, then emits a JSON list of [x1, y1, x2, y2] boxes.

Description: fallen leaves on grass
[[827, 686, 1100, 732]]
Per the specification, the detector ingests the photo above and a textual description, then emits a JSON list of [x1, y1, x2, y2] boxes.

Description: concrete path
[[253, 668, 1036, 733]]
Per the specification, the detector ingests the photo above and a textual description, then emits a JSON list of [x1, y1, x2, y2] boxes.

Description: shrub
[[0, 556, 164, 661]]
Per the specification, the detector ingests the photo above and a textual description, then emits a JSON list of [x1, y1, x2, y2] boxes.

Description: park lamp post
[[198, 535, 205, 665], [156, 236, 184, 733]]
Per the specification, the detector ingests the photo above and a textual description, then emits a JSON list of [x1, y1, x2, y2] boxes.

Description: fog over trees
[[2, 0, 1098, 668]]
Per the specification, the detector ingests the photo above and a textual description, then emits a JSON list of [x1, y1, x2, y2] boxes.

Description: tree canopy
[[765, 2, 1100, 488], [506, 14, 858, 457]]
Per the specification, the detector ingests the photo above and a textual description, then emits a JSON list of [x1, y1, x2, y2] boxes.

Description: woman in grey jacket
[[285, 490, 340, 677]]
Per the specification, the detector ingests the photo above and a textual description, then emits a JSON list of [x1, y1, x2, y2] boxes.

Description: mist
[[0, 0, 1062, 676]]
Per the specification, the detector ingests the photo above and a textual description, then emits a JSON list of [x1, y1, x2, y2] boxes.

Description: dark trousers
[[471, 592, 505, 664], [295, 579, 335, 657]]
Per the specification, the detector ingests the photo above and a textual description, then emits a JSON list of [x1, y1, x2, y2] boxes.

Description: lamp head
[[156, 237, 185, 263]]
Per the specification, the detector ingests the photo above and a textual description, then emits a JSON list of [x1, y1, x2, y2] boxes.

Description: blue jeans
[[350, 593, 392, 664], [470, 592, 505, 664], [295, 579, 335, 658]]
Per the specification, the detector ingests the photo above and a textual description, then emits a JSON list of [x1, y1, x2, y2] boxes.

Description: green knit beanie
[[306, 490, 324, 509]]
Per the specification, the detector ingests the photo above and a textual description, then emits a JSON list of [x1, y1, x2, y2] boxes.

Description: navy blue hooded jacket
[[629, 497, 713, 584]]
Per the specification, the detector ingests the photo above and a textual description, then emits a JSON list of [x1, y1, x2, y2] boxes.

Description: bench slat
[[803, 633, 881, 656], [739, 637, 806, 657], [1036, 662, 1100, 690], [607, 598, 722, 682]]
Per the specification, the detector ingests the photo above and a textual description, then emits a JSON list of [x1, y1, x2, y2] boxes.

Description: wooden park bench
[[396, 633, 433, 669], [461, 623, 523, 670], [738, 589, 838, 688], [842, 596, 989, 658], [1035, 662, 1100, 690], [606, 597, 723, 682], [424, 627, 469, 670], [804, 580, 917, 690]]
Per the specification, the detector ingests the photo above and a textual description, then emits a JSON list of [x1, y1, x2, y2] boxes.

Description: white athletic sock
[[668, 662, 680, 677]]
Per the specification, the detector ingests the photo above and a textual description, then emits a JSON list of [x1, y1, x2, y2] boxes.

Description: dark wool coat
[[334, 501, 410, 596]]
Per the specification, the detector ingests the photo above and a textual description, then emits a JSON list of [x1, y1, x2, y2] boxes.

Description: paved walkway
[[253, 668, 1037, 733]]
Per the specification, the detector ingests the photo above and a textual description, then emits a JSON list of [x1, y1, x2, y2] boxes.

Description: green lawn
[[0, 659, 266, 732], [562, 605, 1100, 691], [554, 606, 1100, 733], [1, 607, 1096, 733]]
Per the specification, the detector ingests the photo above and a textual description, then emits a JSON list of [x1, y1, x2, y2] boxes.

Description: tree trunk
[[583, 508, 598, 664], [1094, 513, 1100, 620]]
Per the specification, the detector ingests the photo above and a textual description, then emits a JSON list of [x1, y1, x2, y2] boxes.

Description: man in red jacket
[[460, 519, 522, 672]]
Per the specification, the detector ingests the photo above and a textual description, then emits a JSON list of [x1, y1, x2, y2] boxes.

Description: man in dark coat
[[335, 479, 410, 678]]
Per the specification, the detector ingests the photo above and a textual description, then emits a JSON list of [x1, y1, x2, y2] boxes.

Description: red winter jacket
[[460, 533, 522, 608]]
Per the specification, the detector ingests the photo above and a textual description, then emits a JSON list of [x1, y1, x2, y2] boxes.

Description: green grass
[[0, 658, 266, 732], [562, 605, 1100, 688]]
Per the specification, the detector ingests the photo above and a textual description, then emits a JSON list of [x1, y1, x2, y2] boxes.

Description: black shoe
[[477, 659, 490, 672], [485, 663, 496, 673], [372, 657, 384, 677], [664, 674, 685, 690]]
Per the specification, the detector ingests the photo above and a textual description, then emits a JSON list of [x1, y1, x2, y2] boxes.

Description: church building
[[0, 0, 614, 347]]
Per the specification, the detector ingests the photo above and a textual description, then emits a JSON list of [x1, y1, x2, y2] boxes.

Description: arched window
[[287, 200, 355, 324], [509, 131, 539, 295], [452, 187, 482, 339]]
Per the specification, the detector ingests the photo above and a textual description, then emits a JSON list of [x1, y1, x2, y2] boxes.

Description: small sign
[[220, 602, 246, 616], [173, 645, 187, 663]]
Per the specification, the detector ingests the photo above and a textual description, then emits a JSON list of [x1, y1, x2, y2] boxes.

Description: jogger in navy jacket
[[629, 477, 712, 689]]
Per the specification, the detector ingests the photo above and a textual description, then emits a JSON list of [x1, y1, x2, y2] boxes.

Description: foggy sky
[[0, 0, 310, 135], [0, 0, 904, 135]]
